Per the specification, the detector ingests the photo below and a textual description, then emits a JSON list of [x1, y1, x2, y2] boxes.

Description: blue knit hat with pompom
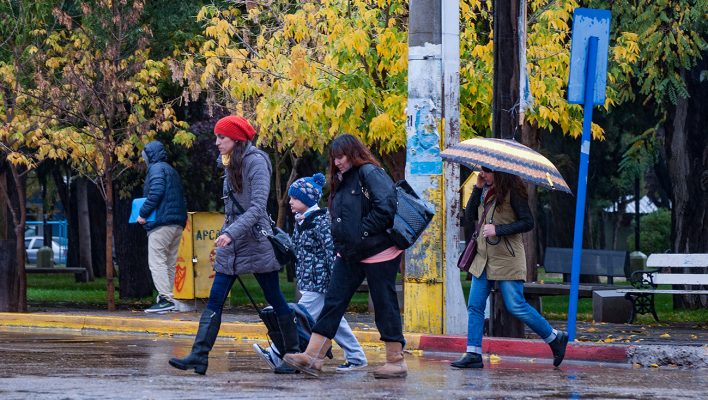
[[288, 173, 326, 207]]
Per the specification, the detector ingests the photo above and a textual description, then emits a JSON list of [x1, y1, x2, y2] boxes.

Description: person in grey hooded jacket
[[138, 140, 187, 313], [169, 116, 298, 375]]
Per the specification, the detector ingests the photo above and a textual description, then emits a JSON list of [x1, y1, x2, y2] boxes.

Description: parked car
[[25, 236, 68, 265]]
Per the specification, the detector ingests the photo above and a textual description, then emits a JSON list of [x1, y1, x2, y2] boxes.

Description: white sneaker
[[336, 361, 368, 372], [172, 300, 195, 312], [252, 343, 276, 371]]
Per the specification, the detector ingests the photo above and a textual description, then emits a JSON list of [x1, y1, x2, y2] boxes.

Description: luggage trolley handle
[[235, 275, 263, 316]]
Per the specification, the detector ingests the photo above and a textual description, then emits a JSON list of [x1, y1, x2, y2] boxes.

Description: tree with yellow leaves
[[171, 0, 409, 223], [0, 0, 69, 312], [2, 0, 192, 311]]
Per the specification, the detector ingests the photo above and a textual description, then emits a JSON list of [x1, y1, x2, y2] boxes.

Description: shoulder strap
[[227, 190, 246, 215], [473, 201, 495, 238]]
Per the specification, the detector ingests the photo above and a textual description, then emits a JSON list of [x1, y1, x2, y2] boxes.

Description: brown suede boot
[[282, 333, 331, 377], [372, 341, 407, 379]]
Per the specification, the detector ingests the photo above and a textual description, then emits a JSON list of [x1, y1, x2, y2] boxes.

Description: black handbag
[[358, 168, 435, 250], [387, 180, 435, 249], [265, 219, 297, 266], [228, 191, 296, 266]]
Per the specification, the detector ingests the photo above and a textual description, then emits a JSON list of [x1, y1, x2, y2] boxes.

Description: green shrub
[[626, 209, 671, 254]]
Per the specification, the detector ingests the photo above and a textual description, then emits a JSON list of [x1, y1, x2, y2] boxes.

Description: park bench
[[523, 247, 627, 298], [617, 253, 708, 323]]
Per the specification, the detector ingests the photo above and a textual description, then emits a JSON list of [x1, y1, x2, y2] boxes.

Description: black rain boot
[[549, 330, 569, 367], [450, 352, 483, 369], [169, 309, 221, 375], [273, 311, 300, 375]]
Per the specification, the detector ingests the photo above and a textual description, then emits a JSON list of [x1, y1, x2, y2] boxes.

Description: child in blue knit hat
[[253, 173, 368, 373]]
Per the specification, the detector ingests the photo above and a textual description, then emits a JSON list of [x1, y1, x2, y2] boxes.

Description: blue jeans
[[206, 271, 290, 315], [313, 255, 405, 345], [466, 271, 555, 354]]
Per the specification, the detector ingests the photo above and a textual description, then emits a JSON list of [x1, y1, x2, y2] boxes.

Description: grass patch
[[27, 272, 370, 311]]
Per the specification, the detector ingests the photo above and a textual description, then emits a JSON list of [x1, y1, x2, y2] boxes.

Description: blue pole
[[567, 36, 598, 341]]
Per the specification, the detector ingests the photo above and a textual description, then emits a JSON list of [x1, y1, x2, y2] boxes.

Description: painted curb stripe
[[418, 334, 631, 363]]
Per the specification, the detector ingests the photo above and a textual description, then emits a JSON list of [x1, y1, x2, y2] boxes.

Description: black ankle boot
[[273, 311, 300, 374], [450, 352, 483, 369], [169, 309, 221, 375], [549, 331, 568, 367]]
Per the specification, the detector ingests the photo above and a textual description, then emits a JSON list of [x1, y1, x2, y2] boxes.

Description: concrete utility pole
[[405, 0, 466, 334]]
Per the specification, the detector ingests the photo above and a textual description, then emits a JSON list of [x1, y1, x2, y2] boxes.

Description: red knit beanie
[[214, 116, 256, 141]]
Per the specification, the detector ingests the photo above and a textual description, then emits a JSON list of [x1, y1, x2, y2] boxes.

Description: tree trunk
[[1, 164, 28, 312], [0, 240, 18, 312], [0, 166, 7, 239], [665, 64, 708, 309], [104, 174, 116, 311], [77, 179, 95, 281], [88, 182, 106, 278], [490, 0, 525, 338], [521, 122, 540, 282], [114, 190, 151, 299]]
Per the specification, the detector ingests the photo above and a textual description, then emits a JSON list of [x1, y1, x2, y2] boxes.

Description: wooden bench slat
[[617, 289, 708, 295], [647, 253, 708, 268], [651, 273, 708, 285]]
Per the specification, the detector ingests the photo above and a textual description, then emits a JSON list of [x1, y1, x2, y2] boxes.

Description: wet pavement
[[1, 329, 706, 399]]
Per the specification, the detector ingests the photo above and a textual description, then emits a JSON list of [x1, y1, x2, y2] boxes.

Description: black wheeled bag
[[235, 276, 332, 359]]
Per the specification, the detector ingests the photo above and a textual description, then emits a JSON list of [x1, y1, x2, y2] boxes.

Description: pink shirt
[[360, 246, 403, 264]]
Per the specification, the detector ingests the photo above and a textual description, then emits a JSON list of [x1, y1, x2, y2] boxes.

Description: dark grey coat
[[213, 145, 280, 275]]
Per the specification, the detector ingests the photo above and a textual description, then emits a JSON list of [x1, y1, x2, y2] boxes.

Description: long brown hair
[[226, 140, 250, 193], [327, 134, 380, 196], [492, 171, 528, 206]]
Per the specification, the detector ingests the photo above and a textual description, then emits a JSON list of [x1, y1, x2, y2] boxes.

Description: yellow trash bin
[[174, 212, 224, 299]]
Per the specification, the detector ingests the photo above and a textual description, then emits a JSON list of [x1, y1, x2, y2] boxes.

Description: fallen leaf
[[649, 363, 659, 368], [660, 333, 671, 338], [586, 327, 598, 333], [489, 354, 502, 364], [690, 334, 698, 339], [633, 363, 641, 368]]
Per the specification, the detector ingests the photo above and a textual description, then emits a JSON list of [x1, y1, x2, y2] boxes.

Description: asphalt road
[[1, 329, 706, 399]]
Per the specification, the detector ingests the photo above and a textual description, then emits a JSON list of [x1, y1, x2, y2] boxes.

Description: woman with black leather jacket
[[284, 134, 407, 379]]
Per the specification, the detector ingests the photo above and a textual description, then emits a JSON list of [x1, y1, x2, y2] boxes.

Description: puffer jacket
[[213, 145, 280, 275], [464, 186, 534, 281], [330, 163, 397, 262], [140, 141, 187, 233], [292, 208, 334, 293]]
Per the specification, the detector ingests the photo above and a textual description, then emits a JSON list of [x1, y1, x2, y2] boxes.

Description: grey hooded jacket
[[213, 145, 280, 275]]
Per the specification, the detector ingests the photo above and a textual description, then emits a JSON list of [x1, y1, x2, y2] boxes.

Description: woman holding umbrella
[[451, 166, 568, 369]]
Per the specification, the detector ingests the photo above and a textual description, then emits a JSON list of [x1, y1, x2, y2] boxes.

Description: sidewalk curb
[[0, 313, 630, 363], [0, 312, 416, 348]]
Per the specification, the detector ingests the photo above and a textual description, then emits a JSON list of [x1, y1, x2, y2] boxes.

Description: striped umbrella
[[441, 138, 572, 194]]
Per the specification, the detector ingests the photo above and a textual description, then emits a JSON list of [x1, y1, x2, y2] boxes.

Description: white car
[[25, 236, 67, 264]]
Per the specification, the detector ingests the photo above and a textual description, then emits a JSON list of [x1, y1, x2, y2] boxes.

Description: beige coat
[[469, 192, 527, 281]]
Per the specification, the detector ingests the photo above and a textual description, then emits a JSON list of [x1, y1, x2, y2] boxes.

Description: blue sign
[[567, 8, 611, 105], [406, 99, 442, 175]]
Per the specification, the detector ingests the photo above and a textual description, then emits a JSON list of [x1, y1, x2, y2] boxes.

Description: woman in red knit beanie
[[169, 116, 299, 374]]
